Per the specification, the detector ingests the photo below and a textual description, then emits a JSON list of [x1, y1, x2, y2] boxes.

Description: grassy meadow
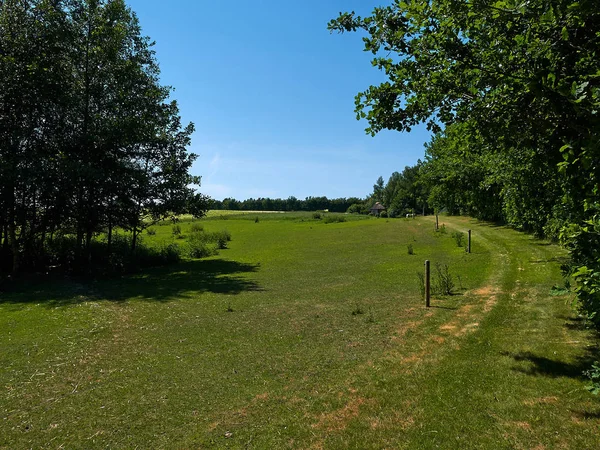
[[1, 213, 599, 448]]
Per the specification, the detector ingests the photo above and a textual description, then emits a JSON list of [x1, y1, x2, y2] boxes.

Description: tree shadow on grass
[[500, 349, 600, 380], [0, 259, 262, 308]]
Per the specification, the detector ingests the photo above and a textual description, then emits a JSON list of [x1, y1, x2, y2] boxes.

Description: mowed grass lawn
[[1, 213, 599, 449]]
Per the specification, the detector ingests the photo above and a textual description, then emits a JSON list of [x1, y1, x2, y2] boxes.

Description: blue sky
[[126, 0, 432, 201]]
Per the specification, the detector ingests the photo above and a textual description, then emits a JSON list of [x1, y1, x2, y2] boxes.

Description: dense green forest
[[328, 0, 600, 381], [210, 196, 363, 213], [0, 0, 208, 276]]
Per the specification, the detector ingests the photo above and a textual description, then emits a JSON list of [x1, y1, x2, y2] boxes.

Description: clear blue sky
[[126, 0, 432, 201]]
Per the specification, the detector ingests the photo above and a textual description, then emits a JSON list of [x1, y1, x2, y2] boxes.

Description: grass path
[[386, 216, 600, 449], [1, 214, 599, 449]]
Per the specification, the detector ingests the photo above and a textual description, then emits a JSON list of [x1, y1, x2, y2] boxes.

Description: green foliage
[[452, 231, 465, 247], [347, 203, 365, 214], [190, 223, 204, 233], [585, 362, 600, 395], [186, 228, 232, 257], [0, 0, 210, 276], [172, 225, 182, 237], [432, 262, 455, 296], [312, 212, 322, 220], [329, 1, 600, 351], [323, 215, 347, 224], [146, 228, 157, 236], [407, 244, 414, 255]]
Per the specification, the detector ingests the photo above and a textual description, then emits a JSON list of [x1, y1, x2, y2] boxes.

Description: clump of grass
[[190, 223, 204, 233], [365, 307, 375, 323], [352, 303, 364, 315], [324, 215, 346, 224], [226, 303, 234, 313], [255, 216, 260, 223], [146, 228, 156, 236], [439, 224, 447, 234], [452, 231, 465, 247], [432, 262, 454, 295], [312, 212, 322, 220], [186, 233, 217, 258], [186, 229, 232, 257], [407, 243, 414, 255], [416, 271, 425, 298], [172, 224, 182, 237]]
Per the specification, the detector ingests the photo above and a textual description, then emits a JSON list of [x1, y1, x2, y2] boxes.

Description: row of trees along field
[[329, 0, 600, 339], [211, 196, 364, 213], [0, 0, 209, 276]]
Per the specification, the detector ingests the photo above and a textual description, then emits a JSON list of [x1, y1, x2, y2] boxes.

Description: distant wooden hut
[[370, 202, 386, 217]]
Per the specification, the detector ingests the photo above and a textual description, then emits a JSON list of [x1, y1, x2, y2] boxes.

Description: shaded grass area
[[0, 214, 598, 448]]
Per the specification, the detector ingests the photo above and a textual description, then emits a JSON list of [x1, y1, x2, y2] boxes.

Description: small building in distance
[[370, 202, 386, 217]]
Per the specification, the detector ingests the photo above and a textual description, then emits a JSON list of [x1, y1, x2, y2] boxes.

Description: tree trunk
[[9, 222, 19, 275], [107, 221, 113, 256], [131, 226, 138, 254], [85, 227, 93, 267]]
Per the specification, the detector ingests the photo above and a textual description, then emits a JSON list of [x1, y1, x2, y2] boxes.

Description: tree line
[[0, 0, 209, 277], [212, 196, 363, 213], [329, 1, 600, 330]]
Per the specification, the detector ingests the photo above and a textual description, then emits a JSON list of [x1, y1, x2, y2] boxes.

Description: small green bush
[[172, 224, 182, 237], [312, 212, 322, 220], [380, 211, 388, 218], [432, 262, 454, 295], [452, 231, 465, 247], [146, 228, 156, 236], [190, 223, 204, 233], [407, 244, 414, 255], [187, 232, 217, 258], [439, 224, 447, 234], [347, 203, 364, 214]]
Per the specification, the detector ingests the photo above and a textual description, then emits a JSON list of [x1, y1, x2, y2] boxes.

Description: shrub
[[380, 211, 388, 218], [190, 223, 204, 233], [452, 231, 465, 247], [312, 212, 322, 220], [157, 243, 182, 265], [186, 229, 231, 257], [187, 232, 217, 258], [439, 224, 447, 234], [146, 228, 156, 236], [585, 362, 600, 395], [407, 244, 414, 255], [172, 224, 182, 236], [432, 262, 454, 295], [255, 216, 260, 223], [347, 203, 363, 214]]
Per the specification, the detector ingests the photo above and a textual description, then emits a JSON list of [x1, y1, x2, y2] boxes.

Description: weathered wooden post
[[425, 260, 431, 307], [468, 230, 472, 253], [435, 213, 439, 231]]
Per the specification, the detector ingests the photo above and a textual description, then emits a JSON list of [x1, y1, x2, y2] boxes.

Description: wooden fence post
[[468, 230, 472, 254], [435, 214, 439, 231], [425, 260, 430, 307]]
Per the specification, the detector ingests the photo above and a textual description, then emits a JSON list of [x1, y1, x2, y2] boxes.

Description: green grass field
[[1, 213, 598, 448]]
